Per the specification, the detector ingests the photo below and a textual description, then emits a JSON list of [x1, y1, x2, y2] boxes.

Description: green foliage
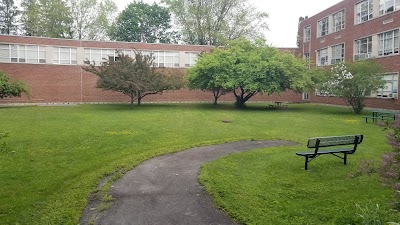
[[355, 203, 385, 225], [0, 104, 398, 224], [189, 38, 313, 108], [0, 70, 30, 99], [318, 60, 386, 114], [0, 131, 9, 153], [69, 0, 117, 40], [83, 52, 184, 109], [21, 0, 73, 38], [109, 1, 179, 43], [0, 0, 20, 34], [162, 0, 268, 45]]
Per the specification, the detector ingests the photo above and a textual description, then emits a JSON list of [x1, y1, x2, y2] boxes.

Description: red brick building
[[299, 0, 400, 110], [0, 35, 302, 105]]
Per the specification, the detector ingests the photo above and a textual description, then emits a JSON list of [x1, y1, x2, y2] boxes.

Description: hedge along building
[[0, 35, 303, 105], [299, 0, 400, 110]]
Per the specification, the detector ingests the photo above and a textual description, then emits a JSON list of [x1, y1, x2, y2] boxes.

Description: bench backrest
[[307, 134, 363, 150]]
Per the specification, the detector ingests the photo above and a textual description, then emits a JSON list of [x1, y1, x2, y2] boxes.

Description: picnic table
[[268, 101, 288, 109], [363, 110, 396, 123]]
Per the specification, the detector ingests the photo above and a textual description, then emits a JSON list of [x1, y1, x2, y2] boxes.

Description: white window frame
[[378, 29, 399, 56], [53, 47, 77, 65], [185, 52, 198, 67], [355, 36, 373, 60], [356, 0, 373, 24], [317, 17, 329, 37], [0, 44, 45, 64], [333, 10, 345, 32], [153, 51, 180, 68], [371, 73, 399, 99], [331, 44, 345, 64], [379, 0, 400, 15], [317, 48, 329, 66], [304, 25, 311, 42]]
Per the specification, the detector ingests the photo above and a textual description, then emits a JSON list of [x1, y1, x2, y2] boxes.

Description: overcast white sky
[[114, 0, 343, 47]]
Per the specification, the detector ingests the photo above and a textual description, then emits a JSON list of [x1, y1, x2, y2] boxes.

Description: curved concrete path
[[88, 140, 296, 225]]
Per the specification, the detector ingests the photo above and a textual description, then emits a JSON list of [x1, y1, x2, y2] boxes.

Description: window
[[304, 26, 311, 42], [378, 29, 399, 56], [317, 17, 329, 37], [333, 10, 345, 32], [371, 73, 399, 99], [356, 0, 373, 24], [331, 44, 344, 64], [317, 48, 328, 66], [355, 36, 373, 60], [53, 47, 77, 65], [84, 48, 133, 65], [153, 51, 180, 68], [0, 44, 45, 64], [304, 53, 310, 68], [185, 52, 198, 67], [379, 0, 400, 15]]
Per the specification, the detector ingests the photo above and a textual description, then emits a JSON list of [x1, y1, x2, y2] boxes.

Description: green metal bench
[[296, 134, 363, 170]]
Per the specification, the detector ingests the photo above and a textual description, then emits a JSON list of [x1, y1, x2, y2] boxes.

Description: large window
[[356, 0, 373, 24], [185, 52, 198, 67], [0, 44, 45, 64], [379, 0, 400, 15], [333, 10, 345, 32], [317, 17, 329, 37], [317, 48, 328, 66], [152, 51, 180, 68], [331, 44, 344, 64], [371, 73, 399, 99], [355, 36, 373, 60], [84, 49, 133, 65], [304, 26, 311, 42], [53, 47, 77, 65], [378, 29, 399, 56]]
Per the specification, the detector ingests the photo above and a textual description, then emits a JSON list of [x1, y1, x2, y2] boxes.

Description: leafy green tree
[[189, 38, 312, 108], [84, 52, 185, 109], [162, 0, 268, 46], [0, 71, 30, 99], [0, 0, 20, 34], [21, 0, 73, 38], [318, 60, 386, 114], [69, 0, 117, 40], [109, 1, 179, 43], [187, 52, 230, 105]]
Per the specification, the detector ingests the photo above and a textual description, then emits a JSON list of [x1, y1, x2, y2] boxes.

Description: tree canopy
[[188, 38, 313, 108], [109, 1, 179, 43], [318, 60, 386, 114], [0, 71, 30, 99], [0, 0, 19, 35], [162, 0, 268, 46], [83, 52, 185, 109], [21, 0, 73, 38], [69, 0, 117, 40]]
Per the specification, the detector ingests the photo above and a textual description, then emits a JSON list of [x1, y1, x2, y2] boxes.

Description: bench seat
[[296, 148, 352, 156]]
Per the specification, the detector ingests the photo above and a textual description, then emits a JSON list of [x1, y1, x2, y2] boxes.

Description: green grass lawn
[[0, 103, 398, 224]]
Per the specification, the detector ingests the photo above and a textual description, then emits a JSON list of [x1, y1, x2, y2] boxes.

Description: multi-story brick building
[[0, 35, 301, 104], [299, 0, 400, 110]]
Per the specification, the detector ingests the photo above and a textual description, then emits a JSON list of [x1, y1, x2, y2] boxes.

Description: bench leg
[[344, 153, 347, 165], [305, 156, 309, 170]]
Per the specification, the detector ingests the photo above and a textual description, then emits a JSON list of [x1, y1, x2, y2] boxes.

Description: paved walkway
[[81, 140, 296, 225]]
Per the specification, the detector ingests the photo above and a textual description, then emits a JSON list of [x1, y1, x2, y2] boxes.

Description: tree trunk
[[138, 96, 142, 106], [213, 89, 220, 105]]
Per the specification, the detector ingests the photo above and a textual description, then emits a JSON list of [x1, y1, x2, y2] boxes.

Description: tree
[[189, 38, 312, 108], [0, 0, 19, 34], [296, 16, 308, 48], [318, 60, 386, 114], [69, 0, 117, 40], [83, 52, 185, 109], [109, 1, 179, 43], [187, 52, 230, 105], [0, 71, 30, 99], [21, 0, 73, 38], [162, 0, 268, 46]]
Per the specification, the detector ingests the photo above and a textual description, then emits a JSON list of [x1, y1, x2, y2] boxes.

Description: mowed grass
[[0, 103, 397, 224]]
